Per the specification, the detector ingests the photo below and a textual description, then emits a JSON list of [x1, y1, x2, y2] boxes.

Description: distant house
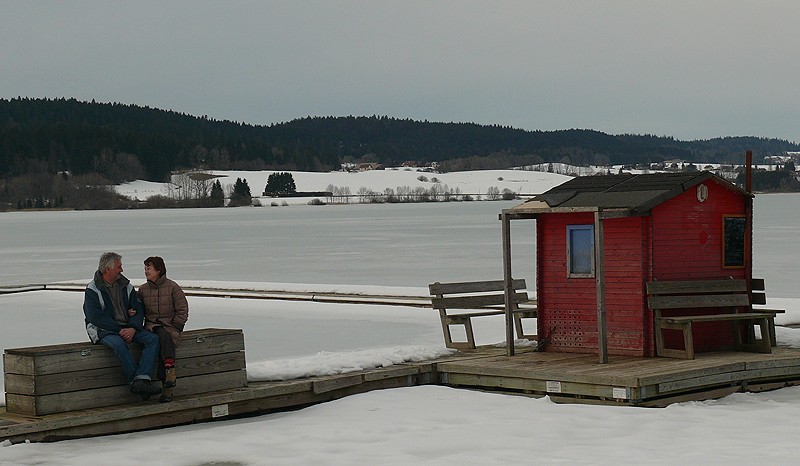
[[653, 159, 686, 171], [357, 163, 383, 171], [501, 171, 753, 358]]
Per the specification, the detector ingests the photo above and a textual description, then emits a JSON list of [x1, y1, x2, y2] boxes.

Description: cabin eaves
[[505, 171, 752, 218]]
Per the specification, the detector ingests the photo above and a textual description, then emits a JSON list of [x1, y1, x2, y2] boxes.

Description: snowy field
[[115, 167, 572, 204], [3, 171, 800, 464]]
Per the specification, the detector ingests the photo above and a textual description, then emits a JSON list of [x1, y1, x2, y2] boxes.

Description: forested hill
[[2, 97, 798, 182]]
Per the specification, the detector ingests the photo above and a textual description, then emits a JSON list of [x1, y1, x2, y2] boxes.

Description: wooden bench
[[751, 277, 786, 345], [3, 328, 247, 416], [429, 279, 537, 350], [647, 279, 780, 359]]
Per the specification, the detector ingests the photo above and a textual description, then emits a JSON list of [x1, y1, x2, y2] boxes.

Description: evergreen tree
[[264, 172, 297, 195], [209, 180, 224, 207], [229, 177, 252, 206], [238, 178, 252, 198]]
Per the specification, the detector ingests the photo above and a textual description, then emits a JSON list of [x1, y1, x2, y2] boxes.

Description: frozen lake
[[1, 193, 798, 296], [0, 200, 536, 288], [3, 194, 800, 465]]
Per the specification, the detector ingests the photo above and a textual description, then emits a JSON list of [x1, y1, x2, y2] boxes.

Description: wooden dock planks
[[0, 362, 430, 443], [5, 346, 800, 443], [435, 347, 800, 405]]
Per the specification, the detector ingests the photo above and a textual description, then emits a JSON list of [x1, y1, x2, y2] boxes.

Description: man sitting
[[83, 252, 162, 400]]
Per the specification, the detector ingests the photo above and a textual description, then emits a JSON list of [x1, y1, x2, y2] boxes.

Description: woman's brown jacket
[[137, 275, 189, 346]]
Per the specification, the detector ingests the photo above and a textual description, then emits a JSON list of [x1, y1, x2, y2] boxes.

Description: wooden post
[[595, 210, 608, 363], [501, 211, 515, 356]]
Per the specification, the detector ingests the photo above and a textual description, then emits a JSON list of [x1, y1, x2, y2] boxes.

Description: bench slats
[[431, 292, 529, 310], [647, 293, 750, 310], [5, 351, 246, 397], [660, 312, 777, 324], [428, 278, 526, 296], [751, 292, 767, 305], [5, 369, 246, 416], [751, 278, 766, 291], [646, 279, 747, 295], [442, 308, 536, 324], [3, 328, 244, 376]]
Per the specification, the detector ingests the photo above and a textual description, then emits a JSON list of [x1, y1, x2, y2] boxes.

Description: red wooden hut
[[500, 171, 754, 360]]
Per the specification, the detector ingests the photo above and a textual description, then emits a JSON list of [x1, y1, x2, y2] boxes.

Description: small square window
[[722, 215, 746, 268], [567, 225, 595, 278]]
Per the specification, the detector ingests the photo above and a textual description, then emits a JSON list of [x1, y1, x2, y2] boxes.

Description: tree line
[[3, 97, 800, 209]]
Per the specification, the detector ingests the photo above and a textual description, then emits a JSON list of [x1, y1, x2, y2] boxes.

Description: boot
[[164, 367, 176, 388], [130, 379, 162, 401], [159, 386, 174, 403]]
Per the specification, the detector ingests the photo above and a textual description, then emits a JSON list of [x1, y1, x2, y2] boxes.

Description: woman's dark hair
[[144, 256, 166, 278]]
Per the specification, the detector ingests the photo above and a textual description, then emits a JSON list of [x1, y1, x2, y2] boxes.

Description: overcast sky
[[3, 1, 799, 142]]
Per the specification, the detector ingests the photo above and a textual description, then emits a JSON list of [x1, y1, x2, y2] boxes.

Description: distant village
[[340, 160, 440, 173], [341, 152, 800, 185]]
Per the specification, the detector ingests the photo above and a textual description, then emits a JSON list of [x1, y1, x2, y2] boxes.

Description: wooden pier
[[437, 347, 800, 406], [4, 345, 800, 443]]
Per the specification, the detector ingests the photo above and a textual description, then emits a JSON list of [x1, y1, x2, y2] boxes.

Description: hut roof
[[506, 171, 751, 217]]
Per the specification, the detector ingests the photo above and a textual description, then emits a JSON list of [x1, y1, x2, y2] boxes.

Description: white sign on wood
[[211, 404, 229, 418], [612, 387, 629, 399], [546, 380, 562, 393]]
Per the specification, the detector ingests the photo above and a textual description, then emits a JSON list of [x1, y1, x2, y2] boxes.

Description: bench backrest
[[646, 279, 750, 310], [429, 279, 528, 310], [751, 277, 767, 305]]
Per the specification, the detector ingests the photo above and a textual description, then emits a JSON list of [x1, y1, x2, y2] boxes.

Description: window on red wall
[[567, 224, 594, 278], [723, 215, 746, 268]]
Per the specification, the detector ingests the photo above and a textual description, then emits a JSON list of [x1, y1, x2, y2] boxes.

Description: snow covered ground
[[115, 168, 572, 203], [4, 286, 800, 465], [3, 170, 800, 464], [112, 164, 781, 204]]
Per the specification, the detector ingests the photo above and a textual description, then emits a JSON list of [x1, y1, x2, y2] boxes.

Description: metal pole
[[745, 150, 753, 193]]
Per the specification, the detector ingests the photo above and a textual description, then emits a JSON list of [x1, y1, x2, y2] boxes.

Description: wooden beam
[[501, 211, 515, 356], [595, 211, 608, 364]]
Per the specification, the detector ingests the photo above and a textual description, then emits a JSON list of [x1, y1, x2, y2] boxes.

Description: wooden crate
[[3, 328, 247, 416]]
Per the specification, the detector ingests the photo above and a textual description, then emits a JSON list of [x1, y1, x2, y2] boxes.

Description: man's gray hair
[[98, 252, 122, 272]]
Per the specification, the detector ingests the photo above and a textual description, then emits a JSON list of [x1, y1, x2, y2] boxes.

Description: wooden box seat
[[3, 328, 247, 416]]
